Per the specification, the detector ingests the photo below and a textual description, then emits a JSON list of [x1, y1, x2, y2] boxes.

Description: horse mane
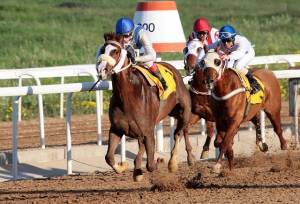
[[103, 32, 124, 45]]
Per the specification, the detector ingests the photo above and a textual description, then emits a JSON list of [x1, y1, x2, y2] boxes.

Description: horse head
[[96, 33, 129, 80], [183, 39, 205, 75], [201, 50, 223, 90]]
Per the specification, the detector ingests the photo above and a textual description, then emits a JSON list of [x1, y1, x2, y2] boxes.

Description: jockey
[[115, 17, 167, 90], [191, 17, 219, 45], [209, 25, 260, 94], [186, 17, 219, 61]]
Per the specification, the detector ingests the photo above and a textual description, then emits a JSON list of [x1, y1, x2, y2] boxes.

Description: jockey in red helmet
[[191, 17, 219, 46], [184, 18, 219, 63]]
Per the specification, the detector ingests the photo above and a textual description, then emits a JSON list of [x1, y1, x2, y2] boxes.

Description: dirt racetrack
[[0, 151, 299, 203]]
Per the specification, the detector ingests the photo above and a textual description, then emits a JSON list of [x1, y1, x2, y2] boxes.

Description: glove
[[126, 45, 136, 64]]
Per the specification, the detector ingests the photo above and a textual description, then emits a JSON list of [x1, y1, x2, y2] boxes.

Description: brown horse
[[183, 39, 216, 159], [202, 51, 288, 173], [96, 33, 193, 181]]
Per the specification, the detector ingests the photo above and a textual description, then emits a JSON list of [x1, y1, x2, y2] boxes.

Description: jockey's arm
[[229, 37, 252, 60], [135, 30, 157, 63], [207, 40, 219, 51]]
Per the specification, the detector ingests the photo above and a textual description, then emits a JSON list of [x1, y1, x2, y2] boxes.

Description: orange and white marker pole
[[134, 1, 186, 53]]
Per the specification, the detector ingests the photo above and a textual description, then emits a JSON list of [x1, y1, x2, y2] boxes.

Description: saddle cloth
[[134, 64, 176, 100], [230, 68, 265, 104]]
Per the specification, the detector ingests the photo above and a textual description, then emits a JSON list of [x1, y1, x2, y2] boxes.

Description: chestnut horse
[[183, 39, 215, 159], [96, 33, 193, 181], [202, 51, 288, 173]]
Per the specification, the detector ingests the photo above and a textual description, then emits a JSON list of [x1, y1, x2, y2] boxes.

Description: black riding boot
[[246, 71, 260, 94], [152, 69, 168, 90]]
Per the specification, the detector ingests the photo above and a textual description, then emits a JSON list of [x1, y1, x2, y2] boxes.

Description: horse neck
[[191, 69, 207, 92], [215, 69, 242, 95]]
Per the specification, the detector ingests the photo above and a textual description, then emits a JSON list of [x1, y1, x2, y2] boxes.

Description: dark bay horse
[[202, 51, 288, 173], [183, 39, 216, 159], [96, 33, 193, 181]]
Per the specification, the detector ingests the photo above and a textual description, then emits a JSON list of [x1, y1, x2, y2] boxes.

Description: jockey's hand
[[221, 54, 230, 61], [125, 45, 136, 64]]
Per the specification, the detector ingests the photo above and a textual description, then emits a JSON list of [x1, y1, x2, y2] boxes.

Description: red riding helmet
[[193, 18, 212, 33]]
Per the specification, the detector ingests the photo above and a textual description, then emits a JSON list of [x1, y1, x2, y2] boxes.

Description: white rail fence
[[0, 54, 299, 179]]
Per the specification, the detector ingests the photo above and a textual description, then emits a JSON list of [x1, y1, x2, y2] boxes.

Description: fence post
[[121, 135, 126, 163], [156, 121, 164, 152], [60, 77, 65, 118], [18, 78, 22, 122], [294, 82, 299, 146], [66, 93, 73, 175], [12, 96, 20, 180], [169, 117, 175, 151]]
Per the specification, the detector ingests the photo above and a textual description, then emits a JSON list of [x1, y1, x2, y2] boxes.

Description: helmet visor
[[219, 32, 235, 40]]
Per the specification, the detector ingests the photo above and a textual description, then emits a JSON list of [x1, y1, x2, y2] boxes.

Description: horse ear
[[214, 59, 222, 66]]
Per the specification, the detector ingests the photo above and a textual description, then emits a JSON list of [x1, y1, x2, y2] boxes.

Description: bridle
[[97, 40, 132, 75]]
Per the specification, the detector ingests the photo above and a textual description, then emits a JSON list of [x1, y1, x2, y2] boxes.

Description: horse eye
[[183, 47, 188, 54], [199, 60, 205, 67], [214, 59, 221, 66]]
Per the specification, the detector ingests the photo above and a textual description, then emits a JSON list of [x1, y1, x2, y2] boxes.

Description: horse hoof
[[281, 143, 288, 150], [187, 154, 195, 166], [168, 159, 178, 172], [212, 163, 222, 174], [157, 157, 165, 164], [200, 150, 209, 159], [133, 169, 143, 182], [113, 162, 128, 174], [257, 142, 268, 152]]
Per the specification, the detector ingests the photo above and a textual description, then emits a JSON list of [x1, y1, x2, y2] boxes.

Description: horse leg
[[133, 138, 145, 182], [201, 121, 215, 159], [144, 134, 157, 172], [225, 144, 234, 170], [213, 123, 239, 174], [105, 130, 127, 174], [183, 113, 199, 165], [168, 130, 181, 172], [264, 110, 288, 150], [251, 114, 268, 152], [183, 128, 195, 166]]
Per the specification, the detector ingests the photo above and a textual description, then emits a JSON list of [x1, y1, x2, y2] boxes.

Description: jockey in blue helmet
[[115, 17, 167, 90], [208, 25, 260, 94]]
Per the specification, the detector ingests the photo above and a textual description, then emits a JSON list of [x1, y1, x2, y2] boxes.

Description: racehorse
[[96, 33, 193, 181], [183, 39, 216, 159], [202, 50, 288, 173]]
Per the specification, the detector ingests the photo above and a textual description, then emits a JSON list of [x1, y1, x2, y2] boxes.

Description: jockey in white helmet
[[209, 25, 260, 94]]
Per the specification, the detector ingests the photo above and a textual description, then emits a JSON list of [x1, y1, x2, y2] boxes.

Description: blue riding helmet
[[115, 17, 134, 35], [219, 25, 236, 40]]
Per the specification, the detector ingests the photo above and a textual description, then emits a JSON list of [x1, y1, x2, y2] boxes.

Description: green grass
[[0, 0, 299, 120]]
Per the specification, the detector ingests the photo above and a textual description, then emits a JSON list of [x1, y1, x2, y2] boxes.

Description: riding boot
[[150, 64, 168, 90], [246, 71, 260, 94]]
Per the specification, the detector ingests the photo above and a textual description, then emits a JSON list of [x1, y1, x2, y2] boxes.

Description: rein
[[189, 86, 211, 95], [211, 87, 245, 101]]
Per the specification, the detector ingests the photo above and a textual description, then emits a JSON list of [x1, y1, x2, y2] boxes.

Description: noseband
[[98, 40, 131, 74]]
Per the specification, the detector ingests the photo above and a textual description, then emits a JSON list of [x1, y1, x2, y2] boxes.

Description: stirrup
[[250, 84, 260, 94]]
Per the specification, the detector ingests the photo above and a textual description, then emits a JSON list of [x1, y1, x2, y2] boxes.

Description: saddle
[[133, 64, 176, 100], [229, 68, 265, 104]]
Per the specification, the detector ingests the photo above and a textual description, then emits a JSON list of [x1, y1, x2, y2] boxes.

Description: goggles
[[123, 32, 133, 38], [219, 32, 235, 40], [221, 38, 234, 44], [196, 31, 208, 38]]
